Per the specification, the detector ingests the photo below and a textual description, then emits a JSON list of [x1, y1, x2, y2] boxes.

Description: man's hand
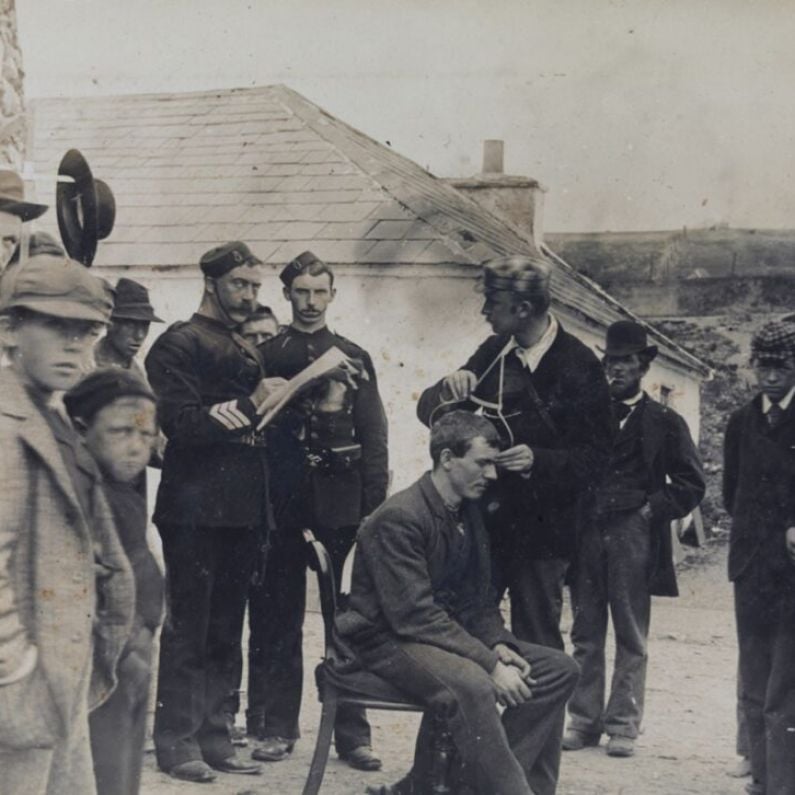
[[491, 660, 532, 708], [442, 370, 477, 402], [639, 502, 653, 521], [494, 643, 535, 683], [786, 526, 795, 564], [251, 377, 289, 412], [494, 444, 534, 474]]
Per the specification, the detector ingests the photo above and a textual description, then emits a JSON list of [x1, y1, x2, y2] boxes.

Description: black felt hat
[[112, 278, 163, 323], [599, 320, 658, 360], [0, 170, 48, 221]]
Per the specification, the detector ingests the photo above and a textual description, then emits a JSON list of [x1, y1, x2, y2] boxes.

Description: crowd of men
[[0, 166, 793, 795]]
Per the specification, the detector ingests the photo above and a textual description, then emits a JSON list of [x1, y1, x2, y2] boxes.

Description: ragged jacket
[[337, 473, 515, 673], [0, 371, 135, 749]]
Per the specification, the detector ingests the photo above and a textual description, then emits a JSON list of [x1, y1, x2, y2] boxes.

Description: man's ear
[[204, 276, 216, 294], [329, 287, 337, 303], [71, 416, 89, 435], [282, 286, 291, 302], [0, 314, 15, 349], [439, 448, 454, 470]]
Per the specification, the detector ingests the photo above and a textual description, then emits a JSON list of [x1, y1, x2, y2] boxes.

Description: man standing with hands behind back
[[418, 255, 614, 651]]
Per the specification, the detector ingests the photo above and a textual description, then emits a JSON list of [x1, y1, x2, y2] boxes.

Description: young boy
[[64, 368, 165, 795], [723, 319, 795, 795], [0, 253, 134, 795]]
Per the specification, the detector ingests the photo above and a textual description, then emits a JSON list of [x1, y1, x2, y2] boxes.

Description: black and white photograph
[[1, 2, 794, 793]]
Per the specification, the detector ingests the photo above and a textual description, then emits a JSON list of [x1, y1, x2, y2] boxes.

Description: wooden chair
[[302, 534, 455, 795]]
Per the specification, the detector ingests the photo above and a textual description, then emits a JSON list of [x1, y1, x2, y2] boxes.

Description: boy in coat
[[723, 319, 795, 795], [0, 254, 135, 795], [563, 321, 705, 758], [64, 369, 164, 795]]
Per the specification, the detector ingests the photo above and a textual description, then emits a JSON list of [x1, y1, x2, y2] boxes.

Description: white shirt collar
[[512, 315, 559, 373], [762, 386, 795, 414], [622, 390, 645, 407]]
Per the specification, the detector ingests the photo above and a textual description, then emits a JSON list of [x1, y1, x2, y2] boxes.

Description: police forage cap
[[280, 250, 324, 287], [1, 254, 114, 323], [751, 319, 795, 363], [200, 241, 263, 278], [64, 368, 155, 425], [478, 254, 552, 295]]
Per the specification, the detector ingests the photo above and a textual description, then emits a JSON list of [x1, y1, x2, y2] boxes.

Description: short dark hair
[[429, 410, 502, 466], [247, 304, 278, 323]]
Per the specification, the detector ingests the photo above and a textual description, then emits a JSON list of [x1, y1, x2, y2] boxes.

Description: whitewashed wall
[[112, 263, 702, 498]]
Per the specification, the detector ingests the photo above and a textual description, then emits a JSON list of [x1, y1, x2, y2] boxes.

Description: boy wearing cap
[[563, 320, 704, 758], [145, 241, 286, 783], [723, 319, 795, 795], [251, 251, 388, 770], [0, 254, 134, 795], [95, 277, 164, 380], [64, 370, 164, 795]]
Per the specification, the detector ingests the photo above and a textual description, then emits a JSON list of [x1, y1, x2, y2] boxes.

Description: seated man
[[337, 411, 579, 795]]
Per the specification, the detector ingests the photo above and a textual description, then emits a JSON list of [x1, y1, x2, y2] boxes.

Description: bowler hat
[[599, 320, 658, 360], [56, 149, 116, 266], [111, 278, 163, 323], [0, 170, 48, 221], [64, 368, 155, 425], [200, 241, 262, 278], [0, 253, 114, 323]]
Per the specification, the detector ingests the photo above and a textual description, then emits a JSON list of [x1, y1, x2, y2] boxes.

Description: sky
[[16, 0, 795, 233]]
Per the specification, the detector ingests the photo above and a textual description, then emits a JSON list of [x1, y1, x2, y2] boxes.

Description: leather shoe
[[606, 735, 635, 757], [340, 745, 382, 771], [168, 760, 217, 783], [209, 755, 262, 775], [562, 729, 601, 751], [251, 736, 295, 762]]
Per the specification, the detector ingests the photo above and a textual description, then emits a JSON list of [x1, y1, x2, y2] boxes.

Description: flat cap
[[477, 254, 552, 296], [280, 250, 325, 287], [0, 254, 114, 323], [64, 368, 155, 425], [751, 319, 795, 363], [200, 241, 262, 278]]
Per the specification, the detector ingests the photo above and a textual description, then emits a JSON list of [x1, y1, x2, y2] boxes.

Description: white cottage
[[30, 85, 708, 489]]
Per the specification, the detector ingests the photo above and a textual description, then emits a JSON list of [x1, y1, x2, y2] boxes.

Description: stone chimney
[[0, 0, 25, 168], [447, 140, 546, 247]]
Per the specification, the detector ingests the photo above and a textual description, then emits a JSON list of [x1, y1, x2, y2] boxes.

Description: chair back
[[305, 538, 338, 658]]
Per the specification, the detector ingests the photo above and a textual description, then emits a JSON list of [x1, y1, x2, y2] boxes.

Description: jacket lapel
[[640, 395, 664, 470]]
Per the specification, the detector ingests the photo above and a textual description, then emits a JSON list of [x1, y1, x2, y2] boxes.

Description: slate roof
[[30, 85, 708, 376]]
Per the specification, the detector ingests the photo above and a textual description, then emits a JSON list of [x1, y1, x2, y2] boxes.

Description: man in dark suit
[[338, 410, 579, 795], [145, 241, 286, 783], [723, 319, 795, 795], [250, 251, 388, 770], [417, 255, 614, 651], [563, 320, 705, 758]]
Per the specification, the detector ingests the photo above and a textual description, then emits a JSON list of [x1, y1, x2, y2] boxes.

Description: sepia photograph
[[1, 1, 794, 793]]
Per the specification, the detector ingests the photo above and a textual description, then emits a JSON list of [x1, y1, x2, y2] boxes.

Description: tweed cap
[[750, 319, 795, 364], [0, 253, 114, 323], [476, 254, 552, 296], [64, 368, 155, 425], [200, 241, 262, 278], [279, 250, 328, 287]]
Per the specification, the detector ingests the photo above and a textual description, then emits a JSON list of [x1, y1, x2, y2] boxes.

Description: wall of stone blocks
[[0, 0, 24, 167]]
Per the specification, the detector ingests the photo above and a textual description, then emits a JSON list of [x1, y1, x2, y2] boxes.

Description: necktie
[[767, 402, 784, 429], [612, 400, 632, 423]]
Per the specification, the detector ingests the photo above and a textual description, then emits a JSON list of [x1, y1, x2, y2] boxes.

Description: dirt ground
[[140, 541, 746, 795]]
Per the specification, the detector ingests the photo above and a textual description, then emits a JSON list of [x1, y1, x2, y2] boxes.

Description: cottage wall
[[108, 264, 701, 495]]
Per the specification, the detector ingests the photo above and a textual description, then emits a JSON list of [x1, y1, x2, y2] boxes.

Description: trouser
[[246, 524, 370, 753], [567, 509, 651, 739], [735, 577, 795, 795], [153, 523, 257, 771], [0, 666, 95, 795], [737, 667, 750, 757], [355, 636, 578, 795], [89, 627, 154, 795], [503, 556, 569, 652]]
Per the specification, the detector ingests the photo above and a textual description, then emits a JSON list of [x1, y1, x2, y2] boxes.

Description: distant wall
[[103, 263, 702, 495], [0, 0, 25, 166]]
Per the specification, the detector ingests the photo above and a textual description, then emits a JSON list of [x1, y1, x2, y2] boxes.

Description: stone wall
[[0, 0, 24, 167]]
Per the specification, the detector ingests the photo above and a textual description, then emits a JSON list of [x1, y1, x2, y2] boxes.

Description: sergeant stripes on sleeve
[[209, 400, 252, 431]]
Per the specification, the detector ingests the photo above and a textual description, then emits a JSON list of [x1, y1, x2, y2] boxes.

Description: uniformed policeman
[[144, 241, 286, 783], [250, 250, 388, 771]]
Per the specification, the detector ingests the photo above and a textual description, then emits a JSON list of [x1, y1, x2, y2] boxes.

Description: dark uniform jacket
[[723, 395, 795, 611], [259, 325, 388, 530], [336, 473, 515, 673], [599, 394, 705, 597], [417, 324, 614, 560], [145, 313, 268, 528]]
